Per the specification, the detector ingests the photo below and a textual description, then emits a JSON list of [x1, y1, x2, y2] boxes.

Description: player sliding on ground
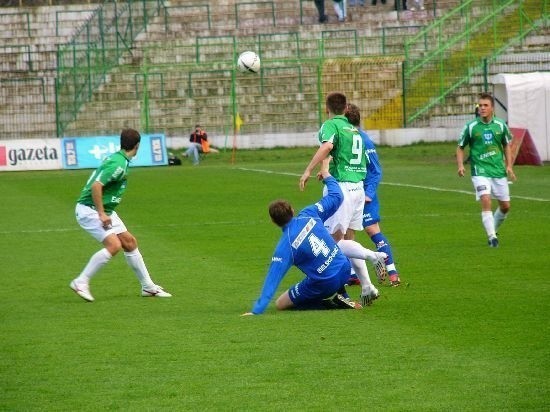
[[242, 169, 386, 316]]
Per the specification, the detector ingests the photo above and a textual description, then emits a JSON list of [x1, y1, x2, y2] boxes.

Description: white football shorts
[[471, 176, 510, 201], [323, 181, 365, 234], [75, 203, 127, 242]]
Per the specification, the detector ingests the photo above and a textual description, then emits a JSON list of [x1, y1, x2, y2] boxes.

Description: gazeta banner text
[[0, 139, 62, 171], [61, 133, 167, 169]]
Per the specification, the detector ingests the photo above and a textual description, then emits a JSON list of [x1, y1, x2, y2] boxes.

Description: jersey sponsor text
[[316, 245, 339, 274]]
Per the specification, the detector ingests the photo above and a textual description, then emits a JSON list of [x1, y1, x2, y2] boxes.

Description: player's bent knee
[[275, 291, 294, 310], [103, 234, 123, 255], [119, 232, 138, 252]]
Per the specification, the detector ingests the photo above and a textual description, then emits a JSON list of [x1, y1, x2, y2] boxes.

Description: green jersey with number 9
[[318, 115, 367, 183]]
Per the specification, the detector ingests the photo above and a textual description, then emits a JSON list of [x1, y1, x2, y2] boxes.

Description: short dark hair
[[344, 103, 361, 127], [120, 128, 141, 151], [479, 92, 494, 106], [326, 92, 347, 115], [268, 200, 294, 227]]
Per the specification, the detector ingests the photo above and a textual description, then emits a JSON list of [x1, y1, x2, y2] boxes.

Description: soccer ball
[[237, 51, 261, 73]]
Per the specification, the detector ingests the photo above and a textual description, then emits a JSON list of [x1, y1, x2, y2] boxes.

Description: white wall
[[166, 128, 460, 150]]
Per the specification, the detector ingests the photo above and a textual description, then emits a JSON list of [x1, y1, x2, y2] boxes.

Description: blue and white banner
[[61, 133, 168, 169]]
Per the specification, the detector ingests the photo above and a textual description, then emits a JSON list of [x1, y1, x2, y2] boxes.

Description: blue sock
[[337, 285, 350, 299], [370, 232, 395, 268]]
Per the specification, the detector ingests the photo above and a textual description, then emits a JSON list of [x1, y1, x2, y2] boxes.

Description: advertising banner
[[61, 133, 168, 169], [0, 139, 62, 172]]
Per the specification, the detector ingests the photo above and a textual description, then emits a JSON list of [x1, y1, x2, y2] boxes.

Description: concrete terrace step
[[1, 0, 548, 139], [0, 5, 97, 40]]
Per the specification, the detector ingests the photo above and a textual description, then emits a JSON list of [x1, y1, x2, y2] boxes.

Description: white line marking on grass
[[0, 228, 80, 235], [381, 181, 473, 196], [238, 168, 300, 177], [238, 167, 550, 202], [0, 221, 261, 235]]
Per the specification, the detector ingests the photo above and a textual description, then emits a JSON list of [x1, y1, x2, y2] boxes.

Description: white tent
[[493, 72, 550, 161]]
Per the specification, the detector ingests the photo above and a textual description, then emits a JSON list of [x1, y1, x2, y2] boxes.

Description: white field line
[[237, 167, 550, 202], [2, 168, 546, 235], [0, 220, 254, 235]]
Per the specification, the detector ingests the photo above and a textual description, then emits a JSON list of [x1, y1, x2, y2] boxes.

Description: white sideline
[[237, 167, 550, 203], [2, 168, 546, 235]]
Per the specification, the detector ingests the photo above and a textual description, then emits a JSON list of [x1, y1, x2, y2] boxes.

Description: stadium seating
[[0, 0, 548, 139]]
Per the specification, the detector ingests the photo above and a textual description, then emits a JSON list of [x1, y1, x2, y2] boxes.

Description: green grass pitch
[[1, 142, 549, 410]]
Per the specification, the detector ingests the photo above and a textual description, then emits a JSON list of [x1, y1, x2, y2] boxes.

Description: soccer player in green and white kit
[[300, 92, 381, 301], [70, 128, 171, 301], [457, 92, 517, 247], [300, 92, 367, 241]]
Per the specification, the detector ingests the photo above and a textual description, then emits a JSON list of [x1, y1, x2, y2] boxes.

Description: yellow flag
[[234, 112, 244, 133]]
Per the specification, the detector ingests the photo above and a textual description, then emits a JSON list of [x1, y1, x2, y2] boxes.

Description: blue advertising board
[[61, 133, 167, 169]]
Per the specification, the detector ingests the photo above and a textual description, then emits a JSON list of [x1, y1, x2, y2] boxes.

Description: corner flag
[[234, 112, 244, 133]]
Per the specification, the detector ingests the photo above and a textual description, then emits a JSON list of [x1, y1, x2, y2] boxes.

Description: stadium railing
[[400, 0, 548, 127], [1, 0, 547, 139], [55, 0, 165, 137]]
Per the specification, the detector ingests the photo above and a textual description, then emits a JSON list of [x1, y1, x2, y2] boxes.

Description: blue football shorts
[[362, 193, 381, 227], [288, 261, 351, 307]]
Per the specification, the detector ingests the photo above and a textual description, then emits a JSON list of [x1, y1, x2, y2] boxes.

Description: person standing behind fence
[[456, 92, 516, 248], [314, 0, 328, 23], [394, 0, 407, 10], [408, 0, 424, 11], [332, 0, 347, 22]]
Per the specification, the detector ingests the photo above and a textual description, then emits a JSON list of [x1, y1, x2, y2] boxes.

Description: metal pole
[[402, 60, 407, 128]]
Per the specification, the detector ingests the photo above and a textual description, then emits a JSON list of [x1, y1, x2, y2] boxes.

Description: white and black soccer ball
[[237, 51, 261, 73]]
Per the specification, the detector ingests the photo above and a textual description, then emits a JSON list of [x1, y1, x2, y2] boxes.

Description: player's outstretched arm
[[299, 142, 333, 191]]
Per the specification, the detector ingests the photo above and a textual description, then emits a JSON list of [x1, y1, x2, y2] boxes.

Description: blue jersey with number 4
[[251, 177, 350, 314]]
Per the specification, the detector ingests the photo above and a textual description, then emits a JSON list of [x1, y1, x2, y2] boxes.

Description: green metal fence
[[0, 11, 30, 35], [161, 4, 211, 31], [400, 0, 548, 127], [57, 10, 548, 138], [55, 0, 164, 137], [57, 49, 404, 138], [1, 0, 548, 140], [0, 77, 53, 139]]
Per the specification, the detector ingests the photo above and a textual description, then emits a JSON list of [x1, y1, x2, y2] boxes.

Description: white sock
[[333, 2, 344, 19], [76, 248, 112, 284], [494, 208, 507, 232], [337, 239, 378, 262], [349, 257, 374, 291], [482, 211, 496, 239], [124, 248, 155, 289]]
